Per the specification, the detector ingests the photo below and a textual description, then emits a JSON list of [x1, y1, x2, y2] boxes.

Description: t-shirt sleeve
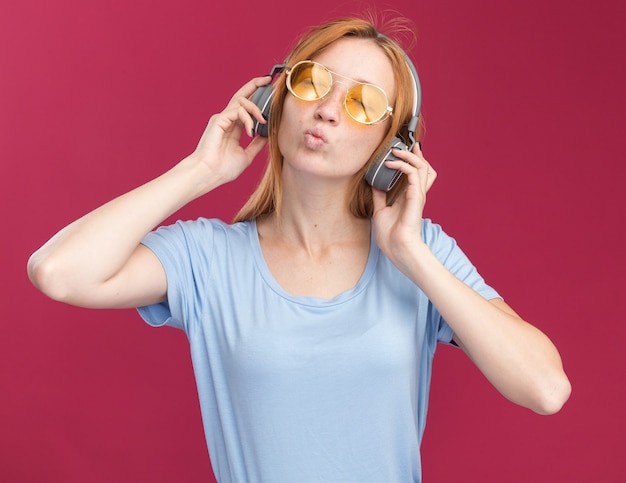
[[136, 218, 215, 332], [421, 219, 501, 344]]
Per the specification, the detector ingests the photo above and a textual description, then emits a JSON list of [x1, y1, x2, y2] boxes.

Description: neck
[[259, 174, 369, 249]]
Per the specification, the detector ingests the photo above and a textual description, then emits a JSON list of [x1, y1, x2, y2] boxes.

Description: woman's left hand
[[371, 142, 437, 269]]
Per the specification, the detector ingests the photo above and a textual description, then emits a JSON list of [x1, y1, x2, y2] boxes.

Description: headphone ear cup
[[365, 136, 409, 191], [250, 84, 275, 137]]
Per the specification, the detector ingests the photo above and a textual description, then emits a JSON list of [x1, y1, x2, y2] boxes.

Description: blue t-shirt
[[137, 218, 499, 483]]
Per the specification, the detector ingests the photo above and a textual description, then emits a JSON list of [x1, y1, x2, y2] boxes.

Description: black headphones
[[250, 34, 422, 192]]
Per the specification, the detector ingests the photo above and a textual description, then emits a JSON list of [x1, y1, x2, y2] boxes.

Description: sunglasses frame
[[285, 60, 393, 125]]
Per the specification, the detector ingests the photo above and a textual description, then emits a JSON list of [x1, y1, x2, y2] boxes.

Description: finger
[[371, 184, 387, 212], [392, 145, 426, 166], [215, 88, 268, 139], [243, 134, 268, 161], [385, 159, 428, 197], [413, 141, 424, 157], [228, 75, 272, 105], [237, 105, 256, 139], [240, 97, 267, 127], [425, 164, 437, 192], [214, 76, 273, 126], [388, 149, 428, 177], [391, 148, 437, 192]]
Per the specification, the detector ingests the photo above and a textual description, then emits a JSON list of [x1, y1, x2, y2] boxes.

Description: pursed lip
[[305, 128, 328, 144]]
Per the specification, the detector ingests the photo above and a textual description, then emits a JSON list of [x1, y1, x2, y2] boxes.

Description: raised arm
[[27, 76, 271, 309], [372, 144, 571, 415]]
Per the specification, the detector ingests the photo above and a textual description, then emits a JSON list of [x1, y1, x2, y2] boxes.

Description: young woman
[[27, 16, 571, 483]]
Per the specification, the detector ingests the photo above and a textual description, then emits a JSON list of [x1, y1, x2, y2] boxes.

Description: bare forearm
[[27, 157, 216, 302], [28, 76, 270, 307], [370, 137, 570, 413], [401, 243, 571, 414]]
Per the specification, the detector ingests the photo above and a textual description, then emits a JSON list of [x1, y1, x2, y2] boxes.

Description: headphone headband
[[377, 33, 421, 127]]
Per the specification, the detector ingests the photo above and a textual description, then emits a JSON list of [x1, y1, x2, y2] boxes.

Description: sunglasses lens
[[345, 84, 389, 124], [287, 61, 391, 124], [288, 62, 332, 100]]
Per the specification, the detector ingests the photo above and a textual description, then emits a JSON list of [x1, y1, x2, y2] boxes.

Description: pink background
[[2, 0, 624, 481]]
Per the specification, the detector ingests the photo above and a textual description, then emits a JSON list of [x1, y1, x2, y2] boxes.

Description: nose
[[313, 82, 346, 124]]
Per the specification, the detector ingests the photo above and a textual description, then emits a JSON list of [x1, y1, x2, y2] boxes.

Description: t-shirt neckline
[[248, 219, 380, 307]]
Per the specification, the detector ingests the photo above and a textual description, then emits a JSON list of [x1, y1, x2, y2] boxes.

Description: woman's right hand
[[189, 75, 272, 190]]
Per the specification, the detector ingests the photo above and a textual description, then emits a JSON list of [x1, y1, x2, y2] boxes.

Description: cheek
[[354, 124, 388, 159], [276, 97, 304, 151]]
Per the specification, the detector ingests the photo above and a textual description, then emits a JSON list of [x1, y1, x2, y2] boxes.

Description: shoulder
[[147, 218, 252, 244], [420, 218, 460, 254], [141, 218, 255, 268], [420, 219, 473, 274]]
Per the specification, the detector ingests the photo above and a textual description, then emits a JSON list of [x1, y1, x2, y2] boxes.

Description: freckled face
[[277, 37, 396, 184]]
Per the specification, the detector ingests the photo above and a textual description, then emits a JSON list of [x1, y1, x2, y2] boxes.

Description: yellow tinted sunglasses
[[285, 60, 393, 125]]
